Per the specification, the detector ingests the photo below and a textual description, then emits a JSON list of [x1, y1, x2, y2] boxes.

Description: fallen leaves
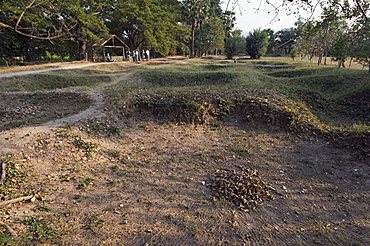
[[210, 168, 275, 212]]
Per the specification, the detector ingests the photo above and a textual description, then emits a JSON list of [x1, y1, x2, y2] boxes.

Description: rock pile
[[211, 168, 275, 211]]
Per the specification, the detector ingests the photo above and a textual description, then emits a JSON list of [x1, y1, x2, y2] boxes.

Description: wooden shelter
[[276, 39, 295, 55], [93, 35, 129, 62]]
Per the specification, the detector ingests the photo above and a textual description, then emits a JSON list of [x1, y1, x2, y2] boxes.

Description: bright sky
[[221, 0, 322, 33]]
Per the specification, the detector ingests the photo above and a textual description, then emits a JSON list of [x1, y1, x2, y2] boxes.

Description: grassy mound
[[140, 70, 238, 87], [130, 92, 369, 156], [105, 61, 370, 157], [136, 64, 241, 87]]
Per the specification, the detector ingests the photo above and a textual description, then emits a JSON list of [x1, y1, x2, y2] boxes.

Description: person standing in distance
[[146, 49, 150, 61]]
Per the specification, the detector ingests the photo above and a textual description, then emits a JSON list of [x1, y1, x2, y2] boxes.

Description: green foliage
[[331, 36, 350, 60], [182, 0, 211, 27], [109, 0, 186, 56], [196, 17, 225, 54], [0, 232, 14, 245], [225, 30, 245, 59], [245, 29, 269, 59], [78, 177, 95, 190], [73, 137, 97, 157], [0, 157, 28, 199], [291, 48, 298, 60], [35, 205, 50, 212], [229, 144, 252, 157], [23, 217, 54, 242], [222, 10, 236, 38]]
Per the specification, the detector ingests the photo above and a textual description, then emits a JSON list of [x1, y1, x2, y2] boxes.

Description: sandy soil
[[1, 120, 369, 245], [0, 63, 101, 78]]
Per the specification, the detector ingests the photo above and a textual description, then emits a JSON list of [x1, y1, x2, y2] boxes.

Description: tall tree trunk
[[348, 57, 353, 69], [23, 40, 35, 62], [309, 51, 314, 63], [338, 58, 346, 68], [317, 50, 322, 66], [324, 49, 327, 65], [191, 24, 195, 58], [79, 41, 87, 61]]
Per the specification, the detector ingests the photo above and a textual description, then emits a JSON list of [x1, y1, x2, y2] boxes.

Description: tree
[[195, 17, 224, 55], [182, 0, 211, 57], [291, 48, 298, 60], [245, 29, 269, 59], [0, 0, 77, 40], [331, 35, 350, 68], [109, 0, 185, 56], [222, 10, 236, 38], [63, 0, 109, 60], [225, 29, 245, 59]]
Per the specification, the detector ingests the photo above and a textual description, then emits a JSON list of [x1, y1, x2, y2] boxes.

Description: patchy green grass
[[73, 137, 97, 157], [23, 216, 54, 243], [35, 205, 50, 212], [229, 144, 252, 157], [138, 68, 239, 87], [78, 177, 95, 190], [0, 232, 14, 245], [0, 157, 28, 200]]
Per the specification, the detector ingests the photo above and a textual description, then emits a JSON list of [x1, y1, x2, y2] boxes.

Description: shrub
[[245, 29, 269, 59]]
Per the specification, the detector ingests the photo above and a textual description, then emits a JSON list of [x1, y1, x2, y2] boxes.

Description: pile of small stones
[[211, 168, 275, 211]]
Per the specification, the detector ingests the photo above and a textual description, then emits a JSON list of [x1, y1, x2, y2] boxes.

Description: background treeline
[[0, 0, 235, 64], [0, 0, 368, 70], [225, 1, 369, 70]]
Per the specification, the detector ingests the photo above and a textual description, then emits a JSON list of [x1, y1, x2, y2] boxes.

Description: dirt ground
[[0, 119, 368, 245], [0, 59, 369, 245]]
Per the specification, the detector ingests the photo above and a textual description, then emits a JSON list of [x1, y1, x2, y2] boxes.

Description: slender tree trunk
[[324, 49, 327, 65], [317, 50, 322, 66], [338, 58, 346, 68], [309, 51, 314, 63], [348, 57, 353, 69], [79, 41, 87, 61], [191, 24, 195, 58]]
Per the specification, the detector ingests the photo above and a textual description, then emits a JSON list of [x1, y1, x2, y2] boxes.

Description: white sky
[[221, 0, 322, 33]]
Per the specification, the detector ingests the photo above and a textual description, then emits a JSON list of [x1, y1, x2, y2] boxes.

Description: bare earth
[[0, 60, 369, 246], [0, 63, 101, 79]]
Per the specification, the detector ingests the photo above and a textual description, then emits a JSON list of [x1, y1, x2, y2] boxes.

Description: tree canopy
[[0, 0, 368, 69]]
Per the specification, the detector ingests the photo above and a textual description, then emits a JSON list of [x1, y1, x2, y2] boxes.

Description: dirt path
[[0, 63, 100, 78], [0, 72, 129, 156]]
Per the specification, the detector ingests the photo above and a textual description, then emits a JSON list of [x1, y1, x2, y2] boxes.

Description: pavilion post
[[103, 47, 106, 62]]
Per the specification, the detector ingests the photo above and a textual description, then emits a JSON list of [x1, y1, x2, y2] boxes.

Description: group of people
[[127, 49, 150, 63]]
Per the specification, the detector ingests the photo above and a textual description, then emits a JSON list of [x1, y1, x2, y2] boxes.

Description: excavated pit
[[129, 94, 370, 158], [0, 92, 92, 130]]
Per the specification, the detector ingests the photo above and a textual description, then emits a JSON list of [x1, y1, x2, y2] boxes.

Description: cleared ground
[[0, 57, 369, 245]]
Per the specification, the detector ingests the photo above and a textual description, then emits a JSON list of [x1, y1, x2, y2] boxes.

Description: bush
[[245, 29, 269, 59], [225, 30, 245, 59]]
